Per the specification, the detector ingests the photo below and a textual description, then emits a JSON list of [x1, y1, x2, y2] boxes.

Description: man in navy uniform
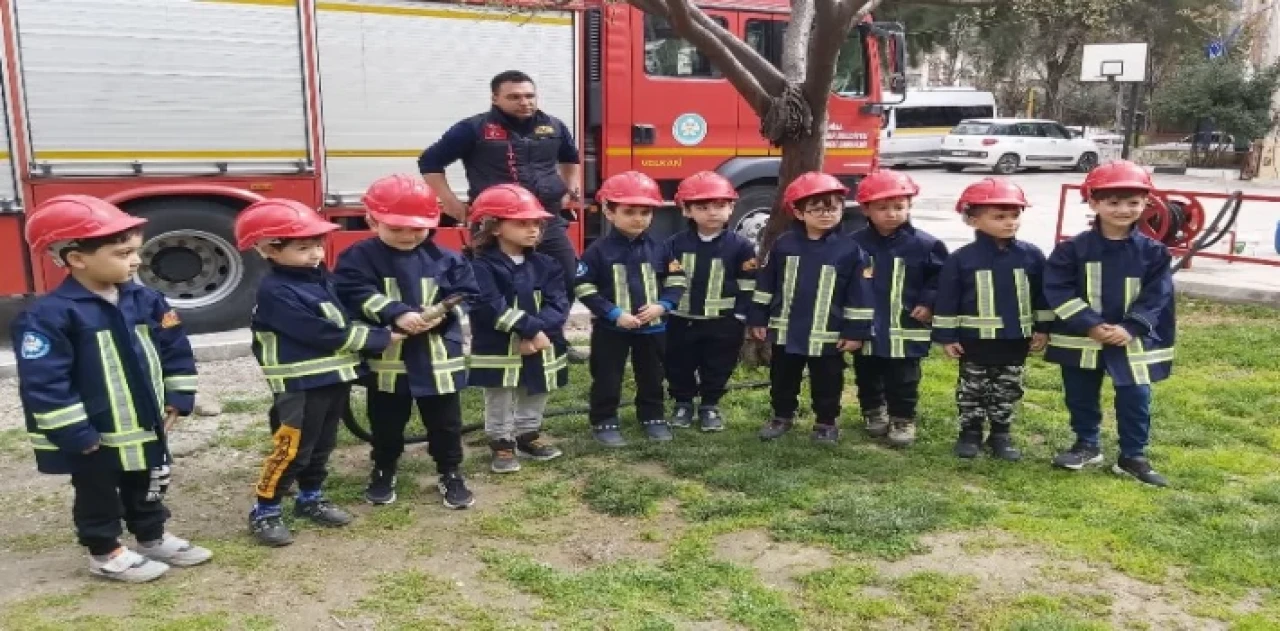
[[419, 70, 587, 362]]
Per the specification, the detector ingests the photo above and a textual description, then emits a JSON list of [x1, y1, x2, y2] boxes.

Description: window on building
[[644, 14, 727, 78], [744, 19, 867, 95]]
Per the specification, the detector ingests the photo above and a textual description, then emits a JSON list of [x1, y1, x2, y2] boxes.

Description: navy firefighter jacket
[[932, 232, 1054, 348], [13, 278, 198, 475], [574, 229, 687, 334], [251, 264, 393, 395], [850, 222, 949, 359], [664, 229, 758, 320], [1042, 227, 1176, 386], [468, 246, 570, 394], [334, 237, 480, 397], [747, 224, 873, 357]]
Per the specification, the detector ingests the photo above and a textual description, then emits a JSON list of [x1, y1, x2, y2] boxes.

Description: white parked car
[[939, 118, 1101, 175]]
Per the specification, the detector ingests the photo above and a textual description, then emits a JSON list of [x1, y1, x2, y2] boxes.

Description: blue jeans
[[1061, 366, 1152, 458]]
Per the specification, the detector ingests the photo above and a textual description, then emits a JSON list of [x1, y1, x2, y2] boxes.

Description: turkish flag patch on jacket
[[483, 123, 508, 140]]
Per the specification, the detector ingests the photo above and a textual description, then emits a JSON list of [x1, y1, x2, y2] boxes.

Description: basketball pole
[[1121, 81, 1142, 160]]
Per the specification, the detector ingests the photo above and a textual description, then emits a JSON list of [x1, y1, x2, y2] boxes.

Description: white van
[[878, 89, 997, 166]]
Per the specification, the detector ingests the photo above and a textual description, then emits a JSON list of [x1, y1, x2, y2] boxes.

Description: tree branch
[[803, 0, 870, 107], [689, 10, 787, 95], [781, 0, 815, 81], [661, 0, 773, 114]]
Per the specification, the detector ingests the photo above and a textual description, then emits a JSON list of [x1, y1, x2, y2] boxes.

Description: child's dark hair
[[963, 204, 1022, 219], [467, 219, 500, 256], [57, 227, 143, 265], [1090, 188, 1149, 202]]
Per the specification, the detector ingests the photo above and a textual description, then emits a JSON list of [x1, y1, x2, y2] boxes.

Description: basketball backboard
[[1081, 43, 1148, 82]]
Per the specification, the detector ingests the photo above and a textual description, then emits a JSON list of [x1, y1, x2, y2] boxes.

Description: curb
[[1174, 277, 1280, 307]]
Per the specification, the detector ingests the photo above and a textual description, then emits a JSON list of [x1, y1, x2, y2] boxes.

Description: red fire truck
[[0, 0, 902, 332]]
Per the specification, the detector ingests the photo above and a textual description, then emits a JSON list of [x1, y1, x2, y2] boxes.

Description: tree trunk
[[758, 104, 829, 257]]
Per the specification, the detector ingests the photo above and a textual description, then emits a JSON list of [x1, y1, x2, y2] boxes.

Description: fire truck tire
[[731, 184, 778, 247], [127, 197, 263, 334]]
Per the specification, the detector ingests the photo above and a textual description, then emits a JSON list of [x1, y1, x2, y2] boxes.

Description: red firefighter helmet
[[234, 198, 339, 251], [468, 184, 551, 223], [597, 171, 663, 206], [1080, 160, 1154, 202], [363, 174, 441, 229], [782, 172, 848, 217], [675, 171, 738, 203], [25, 195, 149, 255], [955, 178, 1029, 214], [855, 169, 920, 204]]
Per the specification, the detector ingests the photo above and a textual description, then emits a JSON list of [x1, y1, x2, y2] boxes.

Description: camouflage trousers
[[956, 362, 1025, 431]]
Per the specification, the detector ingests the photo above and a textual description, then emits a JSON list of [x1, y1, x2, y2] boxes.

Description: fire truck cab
[[0, 0, 903, 333]]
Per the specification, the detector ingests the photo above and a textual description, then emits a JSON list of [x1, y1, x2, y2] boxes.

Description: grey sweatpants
[[483, 387, 550, 442]]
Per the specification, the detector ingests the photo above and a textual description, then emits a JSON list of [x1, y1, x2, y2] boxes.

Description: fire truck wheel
[[128, 197, 265, 334], [731, 185, 778, 249]]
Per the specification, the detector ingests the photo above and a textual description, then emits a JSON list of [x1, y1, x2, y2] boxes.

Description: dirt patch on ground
[[714, 529, 837, 590]]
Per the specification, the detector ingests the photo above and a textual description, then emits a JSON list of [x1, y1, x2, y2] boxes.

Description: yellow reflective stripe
[[1125, 338, 1151, 385], [500, 335, 522, 387], [99, 429, 158, 447], [1086, 262, 1102, 313], [751, 290, 773, 304], [737, 279, 756, 291], [133, 325, 165, 412], [574, 283, 599, 298], [421, 278, 439, 307], [932, 315, 959, 328], [974, 270, 998, 339], [704, 259, 726, 317], [807, 265, 837, 355], [469, 354, 524, 368], [1124, 276, 1140, 311], [368, 359, 406, 373], [29, 432, 57, 450], [641, 263, 659, 304], [428, 333, 464, 394], [890, 328, 932, 342], [260, 354, 361, 378], [1048, 334, 1102, 350], [889, 258, 908, 357], [677, 253, 696, 314], [1035, 310, 1056, 322], [97, 330, 147, 470], [255, 331, 285, 393], [375, 279, 405, 392], [34, 403, 88, 430], [340, 324, 371, 353], [361, 293, 393, 320], [664, 276, 687, 287], [612, 265, 631, 314], [1131, 348, 1175, 364], [318, 302, 347, 328], [163, 375, 198, 392], [844, 308, 874, 320], [542, 347, 567, 391], [496, 308, 527, 332], [1014, 269, 1032, 336], [775, 256, 798, 339], [1054, 298, 1089, 319], [957, 316, 1004, 328]]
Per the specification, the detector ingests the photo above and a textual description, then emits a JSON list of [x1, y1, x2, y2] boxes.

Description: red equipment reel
[[1141, 193, 1205, 248]]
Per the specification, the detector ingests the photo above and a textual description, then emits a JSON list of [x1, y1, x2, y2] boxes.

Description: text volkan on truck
[[0, 0, 904, 333]]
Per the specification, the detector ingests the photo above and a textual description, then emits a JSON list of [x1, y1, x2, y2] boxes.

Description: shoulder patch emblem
[[741, 258, 758, 272], [482, 122, 508, 141], [576, 261, 589, 277], [160, 309, 181, 329], [668, 259, 683, 273], [534, 124, 556, 136], [20, 331, 50, 360]]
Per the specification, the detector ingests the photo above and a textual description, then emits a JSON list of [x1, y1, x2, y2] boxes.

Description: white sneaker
[[89, 547, 170, 583], [137, 533, 213, 567]]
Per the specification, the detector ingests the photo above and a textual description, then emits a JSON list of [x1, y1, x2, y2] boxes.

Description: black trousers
[[853, 354, 923, 419], [589, 326, 666, 424], [665, 317, 744, 406], [70, 451, 170, 556], [536, 218, 577, 303], [255, 382, 349, 504], [770, 348, 846, 423], [367, 390, 463, 474]]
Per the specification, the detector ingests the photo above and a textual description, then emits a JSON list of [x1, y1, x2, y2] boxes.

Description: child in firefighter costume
[[575, 171, 687, 447], [1044, 160, 1175, 487], [466, 184, 570, 474], [333, 174, 481, 508], [663, 171, 757, 432], [932, 178, 1052, 461], [749, 172, 874, 443], [13, 195, 211, 582], [238, 199, 399, 546], [850, 169, 949, 448]]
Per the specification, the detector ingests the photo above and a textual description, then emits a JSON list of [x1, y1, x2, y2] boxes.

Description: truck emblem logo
[[672, 113, 708, 147]]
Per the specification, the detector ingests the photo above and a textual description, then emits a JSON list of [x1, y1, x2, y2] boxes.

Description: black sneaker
[[1113, 456, 1168, 487], [811, 423, 840, 443], [758, 417, 794, 441], [1052, 442, 1104, 470], [953, 429, 983, 459], [248, 511, 293, 547], [515, 433, 563, 461], [438, 471, 475, 509], [364, 468, 397, 505], [592, 422, 627, 448], [295, 499, 354, 527], [642, 419, 674, 442], [698, 405, 725, 432], [670, 402, 695, 429], [986, 431, 1022, 462]]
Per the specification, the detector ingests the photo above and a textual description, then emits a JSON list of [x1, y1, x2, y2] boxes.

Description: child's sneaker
[[438, 471, 475, 509], [137, 533, 212, 567], [364, 468, 397, 505], [886, 417, 917, 448], [592, 422, 628, 448], [1112, 456, 1168, 487], [1052, 441, 1103, 470], [985, 430, 1022, 462], [642, 419, 674, 442], [863, 407, 890, 438], [516, 432, 563, 461], [248, 506, 293, 547], [758, 416, 794, 441], [811, 423, 840, 443], [89, 547, 169, 583], [698, 405, 725, 432], [670, 402, 695, 429], [953, 429, 983, 459], [490, 440, 522, 474], [295, 497, 353, 527]]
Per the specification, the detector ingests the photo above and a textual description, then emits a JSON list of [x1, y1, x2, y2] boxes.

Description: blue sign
[[1207, 40, 1225, 59], [672, 113, 708, 147]]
